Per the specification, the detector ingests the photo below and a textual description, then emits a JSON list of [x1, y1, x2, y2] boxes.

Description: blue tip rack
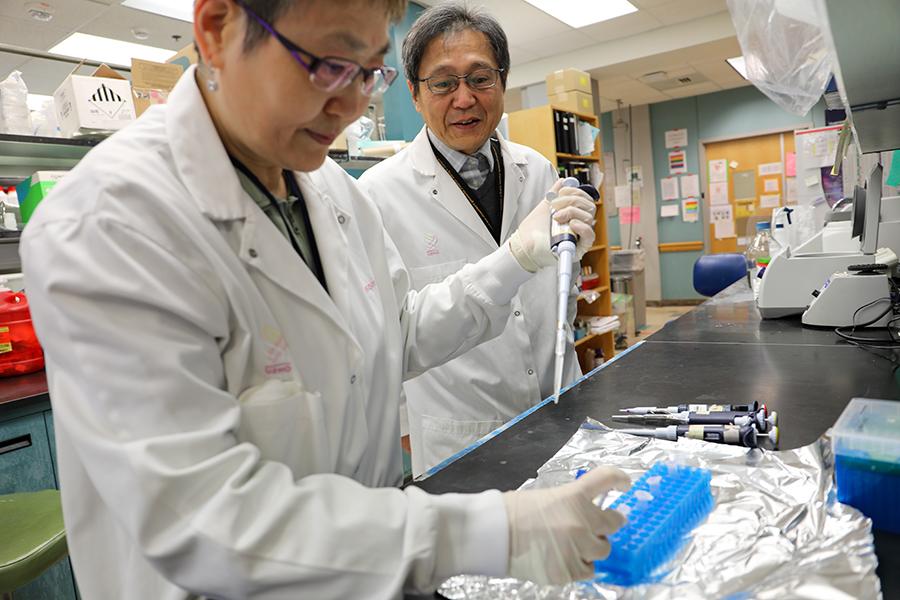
[[592, 462, 714, 586]]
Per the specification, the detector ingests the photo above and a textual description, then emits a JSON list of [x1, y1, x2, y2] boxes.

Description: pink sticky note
[[786, 152, 797, 177], [619, 206, 641, 224]]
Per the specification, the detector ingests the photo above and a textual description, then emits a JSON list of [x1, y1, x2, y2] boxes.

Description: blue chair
[[693, 253, 748, 297]]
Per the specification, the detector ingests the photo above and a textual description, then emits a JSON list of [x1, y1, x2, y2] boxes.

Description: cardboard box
[[131, 58, 185, 117], [549, 91, 594, 115], [167, 44, 200, 72], [546, 68, 592, 95], [54, 64, 136, 138], [16, 171, 68, 224]]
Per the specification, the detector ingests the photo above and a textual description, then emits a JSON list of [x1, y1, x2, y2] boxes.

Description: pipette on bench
[[620, 401, 761, 415], [618, 423, 779, 449]]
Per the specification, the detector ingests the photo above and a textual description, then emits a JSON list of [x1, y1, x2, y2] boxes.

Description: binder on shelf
[[560, 112, 571, 154], [567, 113, 577, 155], [554, 110, 563, 155]]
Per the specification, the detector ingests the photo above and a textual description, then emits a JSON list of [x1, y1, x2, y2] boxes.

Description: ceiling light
[[522, 0, 637, 28], [50, 33, 175, 66], [727, 56, 748, 80], [24, 1, 54, 22], [121, 0, 192, 22]]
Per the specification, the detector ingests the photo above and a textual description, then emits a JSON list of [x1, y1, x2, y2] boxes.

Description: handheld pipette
[[612, 409, 778, 432], [618, 424, 780, 449], [551, 178, 600, 404], [620, 401, 760, 415]]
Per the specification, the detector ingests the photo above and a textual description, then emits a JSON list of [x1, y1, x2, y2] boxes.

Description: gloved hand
[[508, 179, 597, 272], [504, 466, 631, 585]]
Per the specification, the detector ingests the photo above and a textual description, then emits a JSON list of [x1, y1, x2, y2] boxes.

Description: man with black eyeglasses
[[360, 2, 588, 478]]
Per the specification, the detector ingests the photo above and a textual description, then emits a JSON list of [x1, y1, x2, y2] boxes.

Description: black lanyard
[[229, 156, 328, 292], [430, 138, 504, 244]]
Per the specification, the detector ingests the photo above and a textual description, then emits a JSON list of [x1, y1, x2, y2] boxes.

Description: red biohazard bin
[[0, 291, 44, 376]]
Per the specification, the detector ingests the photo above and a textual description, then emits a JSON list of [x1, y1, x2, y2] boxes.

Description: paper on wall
[[710, 204, 733, 223], [729, 160, 739, 170], [619, 206, 641, 224], [680, 173, 700, 198], [661, 177, 680, 201], [733, 170, 756, 200], [785, 152, 797, 177], [763, 178, 780, 192], [627, 165, 643, 187], [709, 159, 728, 183], [758, 162, 783, 176], [668, 150, 687, 174], [804, 174, 820, 187], [682, 198, 700, 222], [760, 194, 781, 208], [614, 184, 630, 208], [710, 181, 729, 205], [715, 220, 736, 239], [786, 176, 798, 202], [735, 200, 755, 218], [665, 128, 688, 148], [660, 203, 679, 218]]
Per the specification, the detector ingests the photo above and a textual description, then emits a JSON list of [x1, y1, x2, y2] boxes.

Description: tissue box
[[54, 64, 136, 138], [832, 398, 900, 533]]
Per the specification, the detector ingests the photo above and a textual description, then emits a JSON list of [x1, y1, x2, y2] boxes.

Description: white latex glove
[[508, 179, 597, 272], [504, 466, 631, 585]]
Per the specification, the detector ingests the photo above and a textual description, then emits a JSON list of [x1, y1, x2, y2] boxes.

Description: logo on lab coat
[[424, 233, 440, 256], [261, 324, 292, 375]]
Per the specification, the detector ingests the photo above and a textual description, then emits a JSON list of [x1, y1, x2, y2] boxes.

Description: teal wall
[[617, 85, 827, 300], [383, 2, 426, 142]]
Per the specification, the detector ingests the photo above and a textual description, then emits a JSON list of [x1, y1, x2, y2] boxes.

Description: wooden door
[[704, 132, 796, 254]]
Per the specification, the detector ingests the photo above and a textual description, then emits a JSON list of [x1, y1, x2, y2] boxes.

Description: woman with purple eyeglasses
[[20, 1, 624, 597]]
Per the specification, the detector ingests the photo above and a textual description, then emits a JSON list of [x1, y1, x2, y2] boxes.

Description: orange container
[[0, 291, 44, 376]]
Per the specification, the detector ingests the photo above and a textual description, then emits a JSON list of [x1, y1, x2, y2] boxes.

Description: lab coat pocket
[[419, 414, 503, 470], [408, 259, 467, 290], [237, 379, 327, 475]]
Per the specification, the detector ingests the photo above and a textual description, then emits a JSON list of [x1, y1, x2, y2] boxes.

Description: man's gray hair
[[402, 2, 510, 96]]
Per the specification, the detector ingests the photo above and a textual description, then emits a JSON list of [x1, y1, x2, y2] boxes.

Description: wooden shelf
[[587, 244, 606, 253], [557, 153, 599, 162], [574, 333, 598, 348]]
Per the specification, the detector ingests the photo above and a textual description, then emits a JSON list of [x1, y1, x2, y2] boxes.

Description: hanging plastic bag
[[0, 71, 34, 135], [726, 0, 834, 116]]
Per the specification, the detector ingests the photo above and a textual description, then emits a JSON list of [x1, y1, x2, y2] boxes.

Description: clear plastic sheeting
[[437, 420, 881, 600], [726, 0, 834, 116]]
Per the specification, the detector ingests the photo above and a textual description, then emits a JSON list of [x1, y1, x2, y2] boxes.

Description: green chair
[[0, 490, 68, 599]]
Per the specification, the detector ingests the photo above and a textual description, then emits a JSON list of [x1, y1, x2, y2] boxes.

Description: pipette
[[618, 424, 780, 449], [620, 401, 760, 415], [551, 178, 599, 403], [612, 409, 778, 432]]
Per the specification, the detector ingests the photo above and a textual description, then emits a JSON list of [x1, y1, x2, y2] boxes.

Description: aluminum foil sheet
[[437, 420, 881, 600]]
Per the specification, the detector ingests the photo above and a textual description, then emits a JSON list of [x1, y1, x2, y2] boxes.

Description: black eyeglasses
[[235, 0, 398, 97], [417, 68, 504, 95]]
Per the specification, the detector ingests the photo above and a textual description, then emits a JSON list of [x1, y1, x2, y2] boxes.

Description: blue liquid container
[[594, 462, 714, 586], [832, 398, 900, 534]]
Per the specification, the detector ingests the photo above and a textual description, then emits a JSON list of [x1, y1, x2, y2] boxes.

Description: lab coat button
[[431, 189, 438, 195], [338, 215, 346, 225], [527, 369, 534, 375], [350, 374, 357, 384], [248, 248, 258, 258], [519, 176, 524, 182], [514, 310, 521, 317]]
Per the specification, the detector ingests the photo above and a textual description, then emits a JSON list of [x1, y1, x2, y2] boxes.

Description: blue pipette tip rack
[[592, 461, 714, 586]]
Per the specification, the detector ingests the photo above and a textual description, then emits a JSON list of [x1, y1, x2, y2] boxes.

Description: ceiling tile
[[524, 30, 596, 61], [471, 0, 571, 47], [0, 0, 110, 40], [629, 0, 680, 9], [509, 45, 540, 65], [0, 52, 29, 80], [663, 81, 721, 99], [646, 0, 729, 26], [691, 58, 746, 87], [579, 10, 663, 43], [0, 16, 74, 51], [78, 5, 194, 52]]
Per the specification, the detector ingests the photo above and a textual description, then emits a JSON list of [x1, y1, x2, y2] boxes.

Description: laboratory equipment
[[593, 462, 713, 586], [618, 424, 779, 449], [0, 290, 44, 376], [801, 265, 895, 327], [832, 398, 900, 534], [621, 401, 759, 415], [552, 178, 598, 403], [746, 222, 781, 298], [613, 409, 777, 433], [759, 165, 900, 318]]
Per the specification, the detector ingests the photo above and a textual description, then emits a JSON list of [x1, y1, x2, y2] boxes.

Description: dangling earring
[[206, 67, 220, 92]]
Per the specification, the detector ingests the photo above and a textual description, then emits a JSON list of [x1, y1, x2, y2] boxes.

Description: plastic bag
[[0, 71, 34, 135], [31, 97, 60, 137], [726, 0, 833, 116], [344, 115, 375, 157]]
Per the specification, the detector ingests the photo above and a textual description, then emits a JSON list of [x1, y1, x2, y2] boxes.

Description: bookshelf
[[507, 105, 615, 370]]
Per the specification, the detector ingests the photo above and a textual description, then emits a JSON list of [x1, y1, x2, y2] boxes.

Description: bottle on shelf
[[746, 222, 782, 298]]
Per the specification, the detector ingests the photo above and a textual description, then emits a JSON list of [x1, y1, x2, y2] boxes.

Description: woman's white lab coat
[[20, 66, 530, 599], [359, 128, 580, 476]]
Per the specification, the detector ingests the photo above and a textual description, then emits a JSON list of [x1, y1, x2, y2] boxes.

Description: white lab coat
[[20, 66, 533, 599], [359, 128, 580, 476]]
